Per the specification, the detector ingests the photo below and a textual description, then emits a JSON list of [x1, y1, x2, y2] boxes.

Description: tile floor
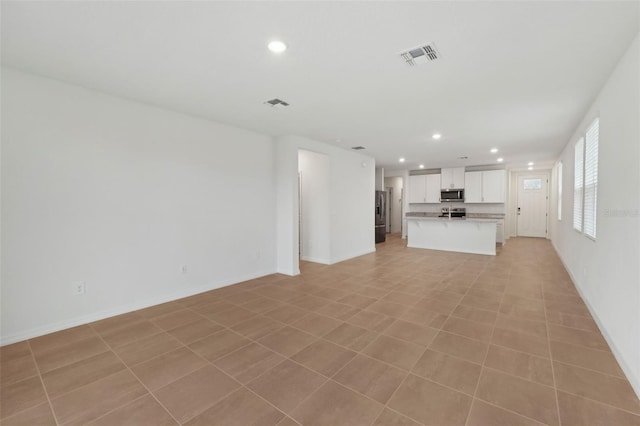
[[2, 235, 640, 425]]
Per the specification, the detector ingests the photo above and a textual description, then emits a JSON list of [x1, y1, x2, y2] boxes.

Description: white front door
[[517, 174, 548, 237]]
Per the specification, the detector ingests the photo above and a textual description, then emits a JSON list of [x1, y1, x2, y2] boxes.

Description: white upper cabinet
[[481, 170, 506, 203], [425, 174, 441, 203], [464, 170, 505, 203], [408, 175, 426, 203], [441, 167, 465, 189], [408, 174, 441, 203], [464, 171, 483, 203]]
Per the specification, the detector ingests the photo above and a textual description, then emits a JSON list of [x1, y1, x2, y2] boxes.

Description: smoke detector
[[264, 98, 290, 108], [400, 42, 441, 66]]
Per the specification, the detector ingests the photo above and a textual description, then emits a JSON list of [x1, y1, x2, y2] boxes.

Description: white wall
[[375, 167, 384, 191], [549, 33, 640, 396], [298, 150, 330, 263], [384, 176, 403, 233], [1, 68, 277, 344], [276, 135, 375, 275]]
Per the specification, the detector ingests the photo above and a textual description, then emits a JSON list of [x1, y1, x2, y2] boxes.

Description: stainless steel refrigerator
[[375, 190, 386, 243]]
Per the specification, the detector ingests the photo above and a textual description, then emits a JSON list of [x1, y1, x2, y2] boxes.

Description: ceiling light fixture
[[399, 158, 405, 163], [490, 148, 499, 154], [528, 166, 534, 170], [432, 133, 442, 140], [527, 162, 534, 166], [497, 158, 504, 163], [267, 40, 287, 53], [419, 164, 425, 169]]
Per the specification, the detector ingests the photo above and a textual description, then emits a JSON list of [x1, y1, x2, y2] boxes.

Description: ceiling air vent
[[351, 146, 366, 150], [400, 42, 440, 66], [264, 98, 290, 108]]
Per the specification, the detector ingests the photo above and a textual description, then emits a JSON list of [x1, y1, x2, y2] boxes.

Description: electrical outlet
[[72, 281, 86, 295], [180, 264, 188, 274]]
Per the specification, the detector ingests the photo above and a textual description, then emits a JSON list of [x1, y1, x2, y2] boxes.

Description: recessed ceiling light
[[497, 157, 504, 163], [528, 166, 534, 170], [399, 158, 405, 163], [268, 40, 287, 53], [527, 161, 534, 166], [490, 148, 499, 154], [419, 164, 424, 169], [432, 133, 442, 140]]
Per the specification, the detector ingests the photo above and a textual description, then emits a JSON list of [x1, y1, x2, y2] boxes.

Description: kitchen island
[[406, 217, 497, 255]]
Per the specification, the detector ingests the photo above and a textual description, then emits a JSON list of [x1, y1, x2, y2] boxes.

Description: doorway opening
[[384, 176, 404, 235], [298, 150, 331, 264], [385, 187, 392, 233]]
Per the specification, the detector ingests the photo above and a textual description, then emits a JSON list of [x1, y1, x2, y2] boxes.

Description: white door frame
[[385, 187, 392, 233], [514, 170, 551, 238]]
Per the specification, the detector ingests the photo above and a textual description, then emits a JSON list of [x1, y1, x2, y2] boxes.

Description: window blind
[[573, 138, 584, 231], [557, 161, 563, 221], [584, 118, 599, 239]]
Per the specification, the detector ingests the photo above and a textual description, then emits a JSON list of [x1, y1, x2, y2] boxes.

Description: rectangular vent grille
[[351, 146, 366, 150], [264, 98, 290, 107], [400, 42, 440, 66]]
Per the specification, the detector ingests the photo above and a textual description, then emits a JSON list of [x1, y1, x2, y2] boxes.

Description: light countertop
[[405, 216, 499, 223]]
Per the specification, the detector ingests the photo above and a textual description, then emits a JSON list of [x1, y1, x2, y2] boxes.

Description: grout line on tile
[[470, 397, 549, 425], [543, 280, 565, 426], [87, 323, 183, 426], [243, 333, 416, 422], [464, 267, 504, 426], [552, 388, 640, 418], [25, 340, 61, 426], [551, 359, 630, 381], [83, 393, 151, 425]]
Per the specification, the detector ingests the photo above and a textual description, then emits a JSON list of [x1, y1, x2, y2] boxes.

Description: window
[[583, 118, 599, 239], [522, 179, 542, 191], [573, 138, 584, 231], [572, 118, 599, 239], [523, 178, 542, 190], [557, 161, 563, 221]]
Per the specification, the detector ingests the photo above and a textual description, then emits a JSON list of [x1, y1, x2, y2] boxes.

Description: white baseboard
[[330, 247, 376, 265], [300, 255, 331, 264], [551, 241, 640, 399], [0, 269, 276, 346], [276, 266, 300, 276]]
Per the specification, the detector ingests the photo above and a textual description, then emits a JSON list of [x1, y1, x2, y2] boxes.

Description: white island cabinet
[[407, 217, 497, 255]]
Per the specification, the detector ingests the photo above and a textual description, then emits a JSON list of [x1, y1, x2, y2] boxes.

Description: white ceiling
[[2, 1, 638, 170]]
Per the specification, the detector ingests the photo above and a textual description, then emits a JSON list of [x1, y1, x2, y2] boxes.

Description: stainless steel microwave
[[440, 189, 464, 202]]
